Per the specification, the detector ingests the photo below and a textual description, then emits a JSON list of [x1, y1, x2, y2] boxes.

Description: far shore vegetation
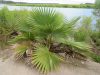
[[0, 1, 95, 8], [9, 4, 95, 8]]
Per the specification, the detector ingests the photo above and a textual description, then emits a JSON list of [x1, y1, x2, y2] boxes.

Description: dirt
[[0, 49, 100, 75]]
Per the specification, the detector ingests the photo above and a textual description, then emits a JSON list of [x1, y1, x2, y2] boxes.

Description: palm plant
[[0, 7, 30, 49], [30, 8, 80, 48], [0, 7, 16, 49], [12, 8, 95, 73]]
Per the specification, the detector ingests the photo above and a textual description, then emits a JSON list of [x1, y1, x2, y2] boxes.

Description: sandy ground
[[0, 49, 100, 75]]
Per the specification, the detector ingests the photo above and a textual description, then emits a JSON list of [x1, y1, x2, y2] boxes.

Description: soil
[[0, 48, 100, 75]]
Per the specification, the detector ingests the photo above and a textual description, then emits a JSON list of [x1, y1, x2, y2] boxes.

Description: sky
[[8, 0, 95, 4]]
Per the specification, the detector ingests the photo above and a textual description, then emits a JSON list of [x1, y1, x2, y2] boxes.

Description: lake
[[0, 4, 96, 28], [0, 4, 93, 19]]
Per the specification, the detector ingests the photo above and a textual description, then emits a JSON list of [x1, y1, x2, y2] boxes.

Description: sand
[[0, 49, 100, 75]]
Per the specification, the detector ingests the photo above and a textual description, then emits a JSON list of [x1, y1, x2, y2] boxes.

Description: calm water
[[0, 4, 96, 29], [0, 4, 93, 19]]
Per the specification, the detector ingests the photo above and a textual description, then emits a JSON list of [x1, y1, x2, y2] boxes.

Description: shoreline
[[1, 3, 95, 8]]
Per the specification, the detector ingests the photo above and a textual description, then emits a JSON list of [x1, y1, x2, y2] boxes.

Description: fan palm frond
[[63, 39, 92, 57], [32, 45, 61, 73], [30, 8, 79, 43], [10, 32, 35, 44]]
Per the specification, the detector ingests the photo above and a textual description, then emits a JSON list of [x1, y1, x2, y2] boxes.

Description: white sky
[[8, 0, 95, 4]]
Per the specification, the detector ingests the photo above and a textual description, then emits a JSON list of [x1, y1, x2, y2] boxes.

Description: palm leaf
[[30, 8, 79, 43], [15, 45, 28, 60], [10, 33, 35, 44], [32, 45, 61, 73], [64, 39, 93, 57]]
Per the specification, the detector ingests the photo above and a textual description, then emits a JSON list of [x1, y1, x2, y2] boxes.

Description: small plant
[[0, 7, 12, 49], [91, 54, 100, 63], [0, 7, 30, 49], [10, 8, 95, 73]]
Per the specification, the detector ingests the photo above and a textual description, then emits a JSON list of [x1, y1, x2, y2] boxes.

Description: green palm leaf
[[32, 45, 61, 73], [31, 8, 63, 26], [64, 39, 92, 57], [30, 8, 79, 43], [15, 45, 28, 60], [10, 33, 35, 44]]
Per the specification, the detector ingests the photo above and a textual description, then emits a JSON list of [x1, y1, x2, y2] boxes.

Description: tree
[[95, 0, 100, 9], [93, 0, 100, 17], [0, 0, 4, 3]]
